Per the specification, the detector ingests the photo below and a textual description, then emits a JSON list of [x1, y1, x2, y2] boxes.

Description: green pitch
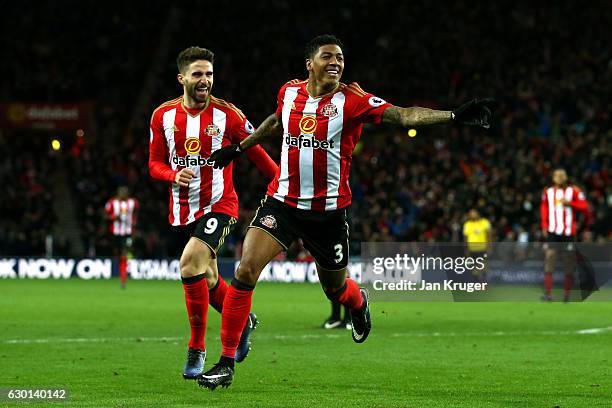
[[1, 279, 611, 407]]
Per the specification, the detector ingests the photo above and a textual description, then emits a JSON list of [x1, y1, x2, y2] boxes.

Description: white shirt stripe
[[564, 187, 573, 236], [112, 200, 121, 234], [554, 188, 565, 235], [185, 114, 202, 224], [325, 93, 345, 210], [547, 188, 555, 233], [275, 87, 299, 202], [210, 108, 226, 208], [555, 189, 565, 235], [162, 108, 181, 224], [296, 97, 319, 210], [127, 200, 135, 234]]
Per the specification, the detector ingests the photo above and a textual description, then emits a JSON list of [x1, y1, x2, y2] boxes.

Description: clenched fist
[[174, 168, 196, 187]]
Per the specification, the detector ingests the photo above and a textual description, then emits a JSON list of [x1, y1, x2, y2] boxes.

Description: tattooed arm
[[208, 113, 283, 169], [240, 114, 284, 151], [382, 106, 452, 128]]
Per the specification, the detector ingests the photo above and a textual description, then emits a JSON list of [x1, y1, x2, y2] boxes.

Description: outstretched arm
[[382, 106, 452, 127], [382, 98, 495, 129]]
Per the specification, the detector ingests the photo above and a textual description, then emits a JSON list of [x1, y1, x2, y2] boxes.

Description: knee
[[180, 252, 202, 278], [203, 266, 217, 288], [235, 261, 260, 286]]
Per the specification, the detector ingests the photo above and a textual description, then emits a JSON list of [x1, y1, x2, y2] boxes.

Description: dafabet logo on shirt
[[299, 115, 317, 134], [184, 137, 201, 154]]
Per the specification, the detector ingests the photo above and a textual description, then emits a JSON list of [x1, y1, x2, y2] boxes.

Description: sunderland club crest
[[260, 215, 277, 229], [205, 124, 221, 137], [321, 103, 338, 118]]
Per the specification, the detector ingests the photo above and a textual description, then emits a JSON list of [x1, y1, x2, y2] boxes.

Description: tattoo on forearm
[[383, 106, 452, 127], [241, 114, 283, 150], [382, 107, 402, 125]]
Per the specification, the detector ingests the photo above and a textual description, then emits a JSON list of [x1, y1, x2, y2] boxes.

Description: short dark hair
[[304, 35, 344, 59], [176, 46, 215, 73]]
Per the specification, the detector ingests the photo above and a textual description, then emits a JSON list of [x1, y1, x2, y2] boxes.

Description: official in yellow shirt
[[463, 209, 492, 281]]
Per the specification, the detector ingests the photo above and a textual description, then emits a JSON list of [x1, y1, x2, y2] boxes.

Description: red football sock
[[337, 278, 364, 311], [221, 280, 254, 358], [182, 274, 209, 351], [544, 272, 553, 295], [209, 278, 228, 313], [564, 274, 574, 297], [119, 255, 127, 286]]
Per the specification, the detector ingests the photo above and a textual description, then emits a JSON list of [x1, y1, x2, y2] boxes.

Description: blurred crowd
[[0, 137, 57, 255], [1, 1, 610, 257]]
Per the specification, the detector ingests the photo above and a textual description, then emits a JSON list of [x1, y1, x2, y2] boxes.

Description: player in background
[[149, 47, 278, 379], [322, 301, 351, 330], [540, 168, 591, 301], [294, 241, 350, 329], [104, 186, 138, 289], [199, 34, 494, 389], [462, 208, 492, 282]]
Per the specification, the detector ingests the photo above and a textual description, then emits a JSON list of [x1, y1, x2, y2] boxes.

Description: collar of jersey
[[304, 81, 343, 100], [181, 97, 210, 117]]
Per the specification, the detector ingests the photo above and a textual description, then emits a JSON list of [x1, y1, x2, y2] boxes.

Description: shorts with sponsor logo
[[169, 212, 236, 258], [249, 196, 349, 270]]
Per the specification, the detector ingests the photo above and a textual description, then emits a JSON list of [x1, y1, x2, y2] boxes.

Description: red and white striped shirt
[[105, 197, 138, 236], [267, 79, 391, 211], [149, 96, 277, 226], [540, 185, 589, 236]]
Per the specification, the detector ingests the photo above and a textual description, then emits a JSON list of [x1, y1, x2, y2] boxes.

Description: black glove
[[452, 98, 495, 129], [208, 144, 243, 169]]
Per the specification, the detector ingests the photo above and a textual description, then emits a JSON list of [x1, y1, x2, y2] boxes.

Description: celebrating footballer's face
[[178, 60, 214, 105], [118, 186, 129, 199], [552, 169, 568, 186], [307, 44, 344, 89]]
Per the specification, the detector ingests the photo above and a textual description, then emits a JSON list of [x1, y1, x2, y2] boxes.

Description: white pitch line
[[2, 327, 611, 345], [576, 326, 612, 334]]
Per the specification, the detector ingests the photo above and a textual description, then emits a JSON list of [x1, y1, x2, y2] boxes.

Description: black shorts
[[546, 233, 575, 251], [249, 196, 349, 270], [546, 233, 575, 243], [112, 235, 132, 253], [169, 212, 237, 258]]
